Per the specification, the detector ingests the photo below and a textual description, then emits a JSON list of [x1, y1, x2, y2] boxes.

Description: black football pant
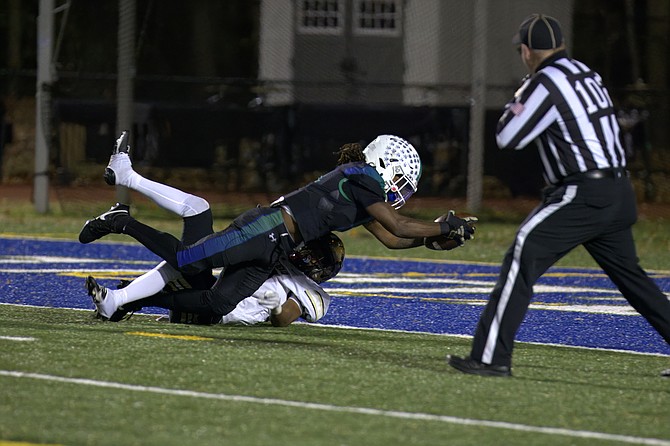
[[470, 176, 670, 367], [123, 207, 293, 316]]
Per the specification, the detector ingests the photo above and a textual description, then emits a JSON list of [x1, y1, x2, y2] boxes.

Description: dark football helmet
[[289, 233, 345, 283]]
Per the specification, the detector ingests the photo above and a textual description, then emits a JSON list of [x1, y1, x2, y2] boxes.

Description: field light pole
[[34, 0, 55, 213], [116, 0, 136, 204], [466, 0, 487, 213]]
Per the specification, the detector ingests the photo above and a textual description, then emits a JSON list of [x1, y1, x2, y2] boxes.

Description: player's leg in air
[[84, 131, 215, 320]]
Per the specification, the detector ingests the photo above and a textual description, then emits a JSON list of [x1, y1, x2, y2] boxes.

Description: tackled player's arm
[[364, 201, 442, 249], [269, 298, 302, 327]]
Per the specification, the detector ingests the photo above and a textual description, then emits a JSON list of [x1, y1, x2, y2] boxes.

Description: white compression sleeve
[[110, 261, 182, 306], [127, 174, 209, 217]]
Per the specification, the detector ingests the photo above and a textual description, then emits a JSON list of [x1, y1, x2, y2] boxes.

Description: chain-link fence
[[1, 0, 669, 205]]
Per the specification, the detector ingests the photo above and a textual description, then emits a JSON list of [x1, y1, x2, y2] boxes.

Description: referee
[[448, 14, 670, 377]]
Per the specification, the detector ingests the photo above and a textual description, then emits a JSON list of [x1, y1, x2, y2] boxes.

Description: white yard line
[[0, 336, 36, 342], [1, 370, 668, 446]]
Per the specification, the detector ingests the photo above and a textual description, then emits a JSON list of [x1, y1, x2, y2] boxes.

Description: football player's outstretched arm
[[364, 202, 476, 249], [363, 219, 424, 249], [364, 201, 443, 249]]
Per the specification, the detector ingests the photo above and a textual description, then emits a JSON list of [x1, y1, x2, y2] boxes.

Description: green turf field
[[1, 305, 669, 446], [1, 200, 669, 445]]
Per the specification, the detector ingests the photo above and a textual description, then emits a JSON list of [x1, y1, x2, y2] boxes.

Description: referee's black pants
[[470, 175, 670, 367]]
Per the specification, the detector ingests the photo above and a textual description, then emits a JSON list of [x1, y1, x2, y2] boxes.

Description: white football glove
[[257, 290, 282, 315]]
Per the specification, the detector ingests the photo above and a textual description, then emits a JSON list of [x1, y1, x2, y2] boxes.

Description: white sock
[[112, 261, 182, 307], [128, 175, 209, 217]]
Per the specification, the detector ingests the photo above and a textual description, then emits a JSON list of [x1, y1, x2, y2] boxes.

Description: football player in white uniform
[[91, 232, 343, 326], [219, 233, 342, 326], [220, 271, 331, 326]]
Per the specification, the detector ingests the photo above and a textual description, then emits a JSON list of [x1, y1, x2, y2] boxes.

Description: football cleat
[[78, 203, 131, 244], [104, 131, 133, 186], [86, 275, 114, 319], [106, 300, 143, 322], [86, 275, 139, 322]]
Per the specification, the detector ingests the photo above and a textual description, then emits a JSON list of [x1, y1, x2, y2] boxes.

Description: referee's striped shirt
[[496, 50, 626, 186]]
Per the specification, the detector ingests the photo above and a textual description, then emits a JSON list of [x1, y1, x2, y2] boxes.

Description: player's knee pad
[[155, 261, 182, 284], [182, 195, 210, 217]]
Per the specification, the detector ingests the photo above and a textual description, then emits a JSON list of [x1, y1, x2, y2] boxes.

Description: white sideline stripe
[[0, 371, 667, 446], [0, 255, 156, 265], [334, 276, 625, 294], [0, 336, 36, 342], [0, 268, 150, 274], [308, 322, 670, 358]]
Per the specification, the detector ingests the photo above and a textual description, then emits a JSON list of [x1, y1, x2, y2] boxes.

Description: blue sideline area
[[1, 236, 669, 356]]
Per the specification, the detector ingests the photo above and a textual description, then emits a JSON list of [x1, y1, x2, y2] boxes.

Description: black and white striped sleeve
[[496, 75, 559, 150]]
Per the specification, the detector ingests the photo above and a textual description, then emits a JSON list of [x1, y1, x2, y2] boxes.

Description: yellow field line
[[125, 331, 214, 341]]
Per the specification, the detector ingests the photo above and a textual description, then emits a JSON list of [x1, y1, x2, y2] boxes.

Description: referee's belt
[[561, 167, 628, 183]]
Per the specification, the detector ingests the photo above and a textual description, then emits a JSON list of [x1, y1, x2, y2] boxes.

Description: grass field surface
[[1, 305, 669, 446], [0, 192, 669, 445], [2, 234, 670, 445]]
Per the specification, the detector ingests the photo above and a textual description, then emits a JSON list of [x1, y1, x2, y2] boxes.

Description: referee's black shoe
[[447, 355, 512, 377], [78, 203, 131, 244], [662, 368, 670, 378]]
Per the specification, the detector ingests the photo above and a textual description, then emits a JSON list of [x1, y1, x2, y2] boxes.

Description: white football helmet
[[363, 135, 422, 209]]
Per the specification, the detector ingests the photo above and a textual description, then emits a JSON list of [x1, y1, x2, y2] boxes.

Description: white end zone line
[[0, 370, 668, 446]]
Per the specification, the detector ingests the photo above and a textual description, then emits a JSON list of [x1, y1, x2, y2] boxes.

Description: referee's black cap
[[512, 13, 563, 50]]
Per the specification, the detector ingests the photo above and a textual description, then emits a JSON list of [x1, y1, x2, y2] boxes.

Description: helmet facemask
[[383, 162, 417, 210], [289, 233, 345, 283]]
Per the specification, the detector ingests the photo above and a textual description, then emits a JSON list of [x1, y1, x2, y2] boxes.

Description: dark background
[[0, 0, 667, 200]]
